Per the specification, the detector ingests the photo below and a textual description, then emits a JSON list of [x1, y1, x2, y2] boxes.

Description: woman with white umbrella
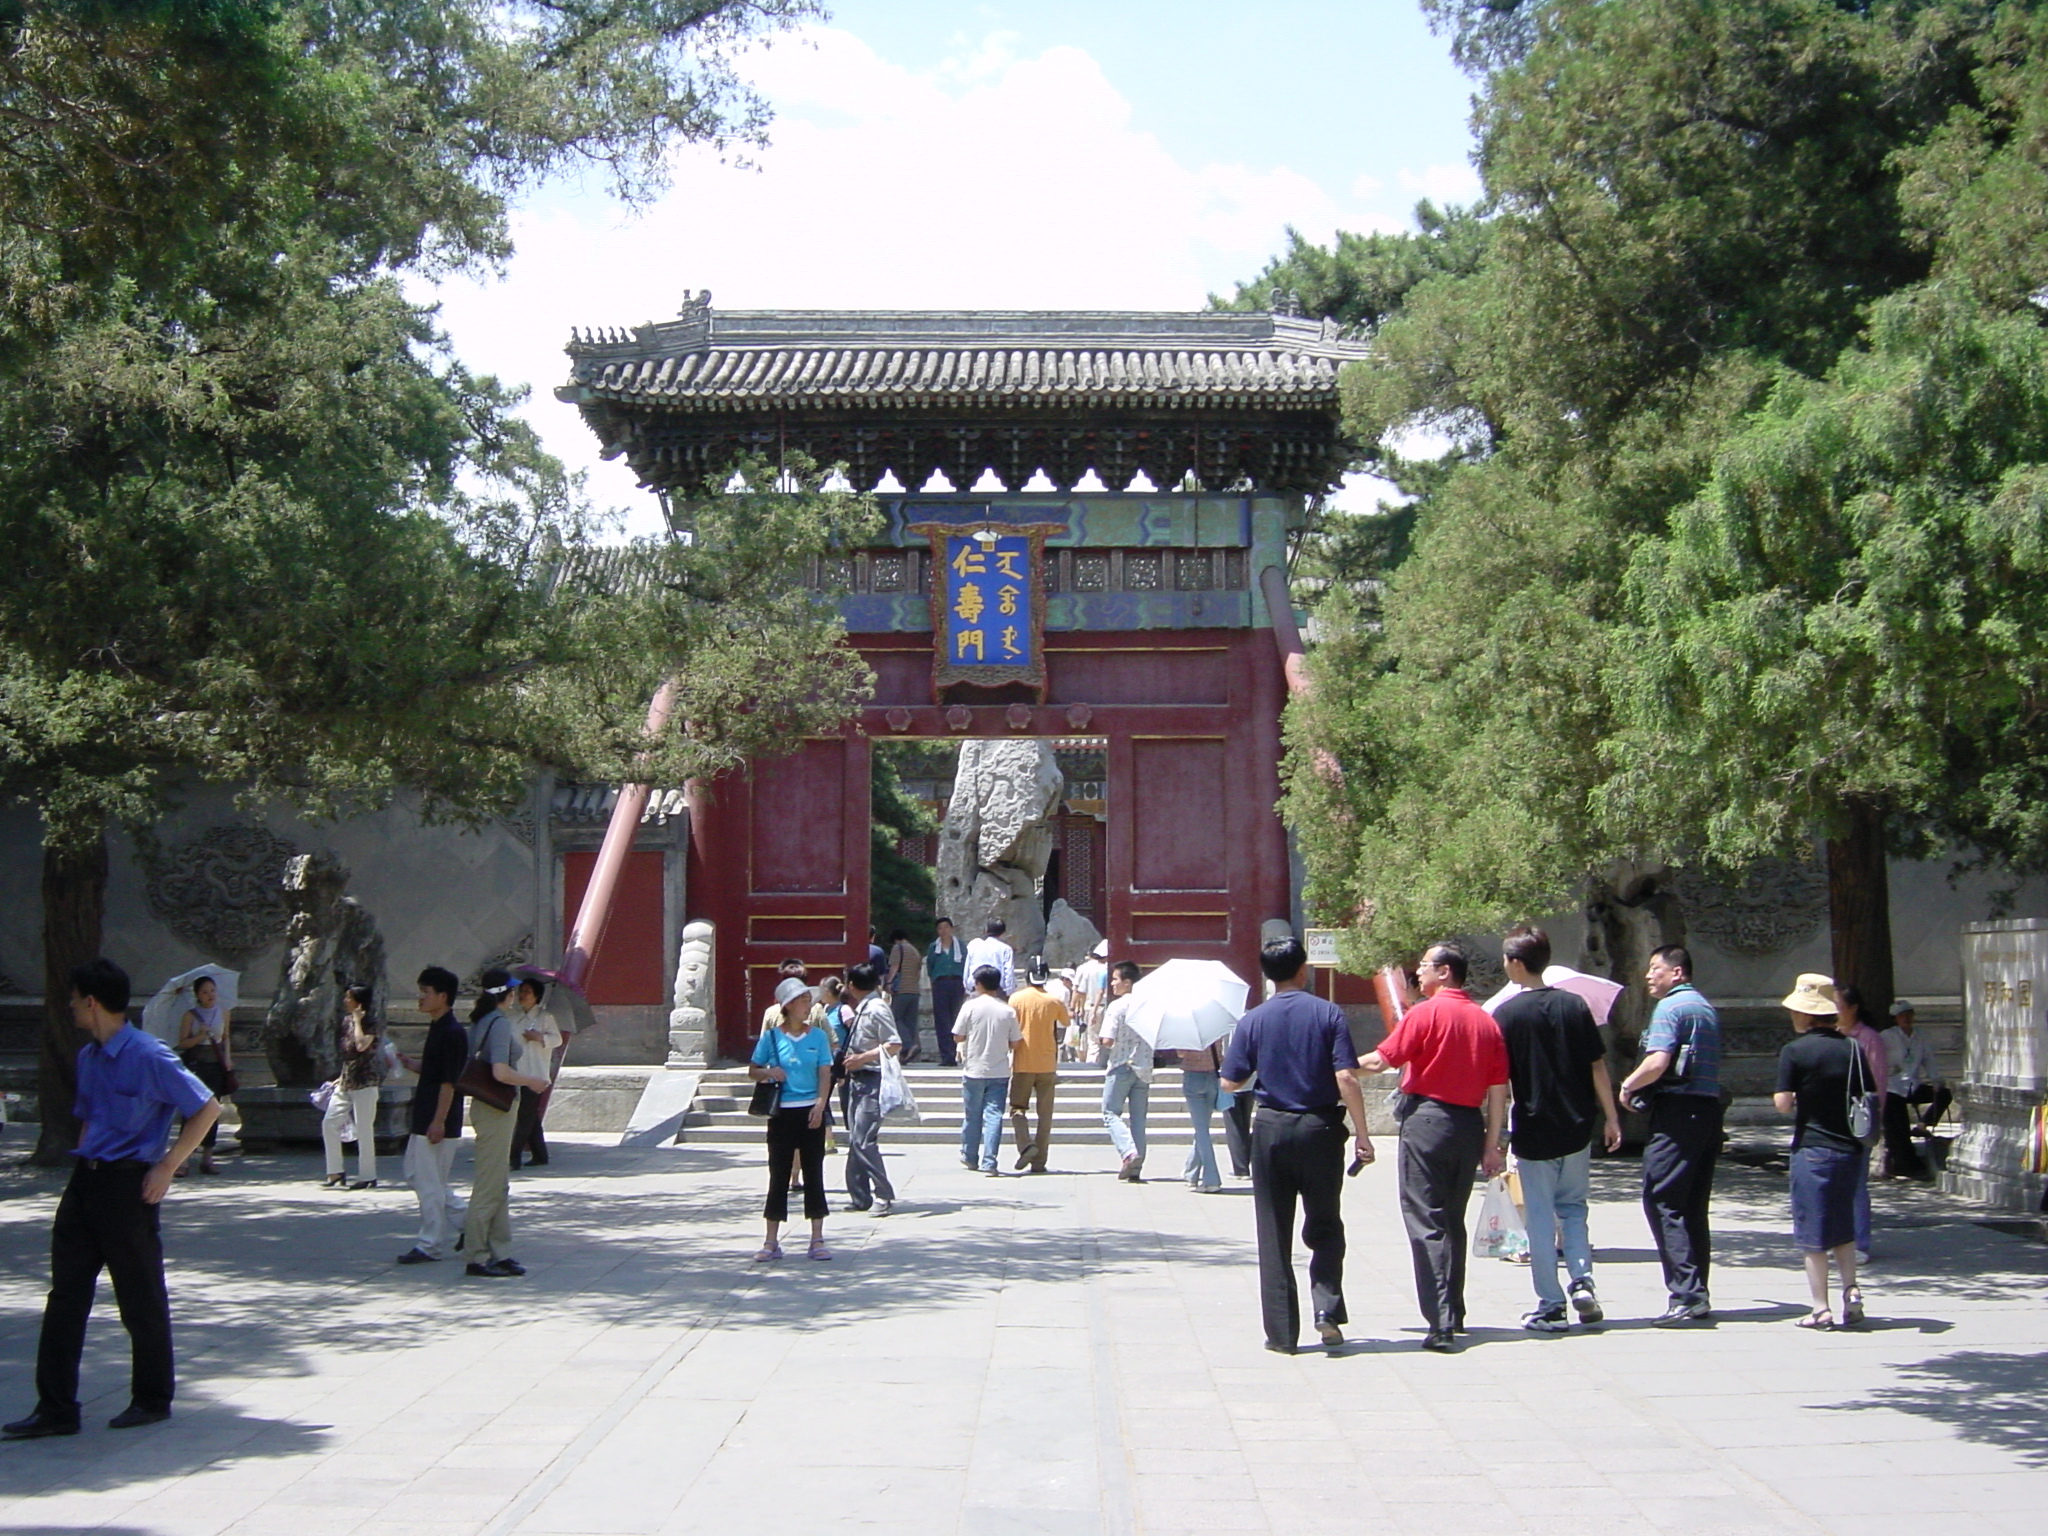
[[1126, 958, 1253, 1194]]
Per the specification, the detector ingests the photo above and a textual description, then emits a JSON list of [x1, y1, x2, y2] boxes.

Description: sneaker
[[1316, 1318, 1344, 1348], [1568, 1279, 1604, 1324], [466, 1261, 516, 1278], [1421, 1330, 1457, 1353], [1523, 1305, 1569, 1334], [490, 1258, 527, 1277], [1652, 1297, 1712, 1327], [872, 1200, 893, 1216], [1016, 1150, 1033, 1170]]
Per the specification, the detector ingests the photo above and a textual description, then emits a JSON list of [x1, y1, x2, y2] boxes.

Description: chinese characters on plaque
[[921, 525, 1050, 693]]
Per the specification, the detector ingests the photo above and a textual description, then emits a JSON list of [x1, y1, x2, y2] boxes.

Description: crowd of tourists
[[4, 920, 1954, 1441]]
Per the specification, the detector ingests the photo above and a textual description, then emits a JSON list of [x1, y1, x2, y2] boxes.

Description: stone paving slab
[[0, 1126, 2043, 1536]]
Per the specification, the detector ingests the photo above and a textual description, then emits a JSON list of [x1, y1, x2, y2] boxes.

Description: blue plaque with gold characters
[[914, 522, 1056, 695]]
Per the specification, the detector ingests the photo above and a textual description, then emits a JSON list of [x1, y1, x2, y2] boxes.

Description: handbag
[[309, 1081, 336, 1114], [456, 1015, 517, 1113], [1472, 1175, 1529, 1260], [747, 1079, 781, 1117], [1845, 1036, 1882, 1148]]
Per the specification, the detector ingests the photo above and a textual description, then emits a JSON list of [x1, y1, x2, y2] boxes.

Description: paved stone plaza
[[1, 1128, 2043, 1536]]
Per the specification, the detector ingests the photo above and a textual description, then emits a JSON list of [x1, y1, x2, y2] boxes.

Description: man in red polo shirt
[[1360, 941, 1508, 1352]]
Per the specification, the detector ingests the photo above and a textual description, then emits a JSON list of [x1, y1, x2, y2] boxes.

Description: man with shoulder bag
[[840, 962, 902, 1215], [1620, 945, 1724, 1326]]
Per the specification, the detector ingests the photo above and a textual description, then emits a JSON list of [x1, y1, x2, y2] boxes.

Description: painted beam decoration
[[917, 522, 1057, 694]]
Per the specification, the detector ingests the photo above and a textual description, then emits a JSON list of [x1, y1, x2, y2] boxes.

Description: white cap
[[773, 977, 814, 1008], [1889, 998, 1916, 1017]]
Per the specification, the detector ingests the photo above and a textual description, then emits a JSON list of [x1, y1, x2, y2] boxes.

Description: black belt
[[78, 1157, 150, 1171]]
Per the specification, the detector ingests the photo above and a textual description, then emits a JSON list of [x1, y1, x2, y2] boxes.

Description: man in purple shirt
[[5, 959, 220, 1439]]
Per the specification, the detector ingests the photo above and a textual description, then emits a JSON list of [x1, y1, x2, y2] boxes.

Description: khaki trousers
[[462, 1100, 517, 1264], [1009, 1071, 1058, 1169]]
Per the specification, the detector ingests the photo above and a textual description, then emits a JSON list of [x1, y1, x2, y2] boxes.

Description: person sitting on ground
[[1008, 957, 1069, 1173], [751, 976, 835, 1261], [320, 985, 384, 1190], [1880, 1000, 1950, 1180], [172, 974, 233, 1175], [1491, 925, 1622, 1334], [965, 917, 1017, 997], [1773, 974, 1869, 1330], [955, 965, 1021, 1175]]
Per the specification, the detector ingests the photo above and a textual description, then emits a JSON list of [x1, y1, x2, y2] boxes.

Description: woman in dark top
[[1772, 974, 1868, 1329]]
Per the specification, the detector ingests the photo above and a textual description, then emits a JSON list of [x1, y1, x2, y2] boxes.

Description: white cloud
[[1396, 161, 1483, 205], [428, 25, 1416, 532]]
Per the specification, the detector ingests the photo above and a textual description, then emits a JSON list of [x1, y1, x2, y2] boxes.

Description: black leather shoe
[[108, 1404, 170, 1430], [2, 1411, 80, 1439], [466, 1261, 508, 1277], [1421, 1330, 1457, 1352], [1263, 1340, 1297, 1355], [395, 1248, 437, 1265], [490, 1258, 527, 1277]]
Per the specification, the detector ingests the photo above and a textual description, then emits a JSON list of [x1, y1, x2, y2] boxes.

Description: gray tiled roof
[[562, 303, 1369, 412]]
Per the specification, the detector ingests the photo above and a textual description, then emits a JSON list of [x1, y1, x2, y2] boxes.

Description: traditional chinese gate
[[561, 303, 1368, 1057]]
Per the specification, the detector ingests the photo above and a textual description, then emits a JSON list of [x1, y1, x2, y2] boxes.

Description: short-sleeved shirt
[[410, 1011, 469, 1138], [926, 936, 966, 980], [844, 994, 899, 1075], [1221, 989, 1354, 1112], [1074, 959, 1107, 1019], [752, 1025, 835, 1107], [1642, 983, 1721, 1096], [954, 993, 1022, 1078], [1099, 994, 1155, 1083], [1493, 987, 1606, 1161], [1776, 1027, 1862, 1154], [469, 1009, 517, 1069], [1375, 988, 1508, 1108], [888, 940, 923, 995], [74, 1025, 216, 1163], [1009, 986, 1071, 1075], [338, 1016, 385, 1092]]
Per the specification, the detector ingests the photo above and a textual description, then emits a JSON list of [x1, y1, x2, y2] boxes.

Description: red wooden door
[[562, 850, 666, 1005], [1109, 733, 1243, 977]]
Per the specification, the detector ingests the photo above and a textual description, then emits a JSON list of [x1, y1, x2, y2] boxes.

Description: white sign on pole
[[1304, 929, 1341, 969]]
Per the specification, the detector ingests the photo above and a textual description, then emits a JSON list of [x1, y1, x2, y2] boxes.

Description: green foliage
[[870, 747, 939, 948], [1266, 0, 2048, 969]]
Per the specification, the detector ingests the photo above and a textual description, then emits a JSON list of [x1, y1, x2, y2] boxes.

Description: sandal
[[808, 1240, 833, 1261], [752, 1243, 783, 1262], [1841, 1288, 1866, 1327], [1797, 1308, 1834, 1330]]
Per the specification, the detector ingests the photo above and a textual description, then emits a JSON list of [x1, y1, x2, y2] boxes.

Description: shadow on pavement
[[1820, 1349, 2048, 1465], [0, 1411, 331, 1498]]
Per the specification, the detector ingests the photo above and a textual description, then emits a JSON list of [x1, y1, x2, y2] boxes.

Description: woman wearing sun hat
[[1772, 974, 1868, 1329]]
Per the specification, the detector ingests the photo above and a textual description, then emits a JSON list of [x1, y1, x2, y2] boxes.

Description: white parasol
[[1124, 958, 1250, 1051], [1483, 963, 1625, 1027], [141, 964, 240, 1044]]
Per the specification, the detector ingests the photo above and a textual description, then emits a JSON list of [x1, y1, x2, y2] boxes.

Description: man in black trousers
[[1221, 936, 1374, 1354], [6, 959, 221, 1439]]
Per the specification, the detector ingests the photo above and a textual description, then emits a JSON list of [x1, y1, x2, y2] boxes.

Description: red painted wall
[[563, 850, 666, 1005]]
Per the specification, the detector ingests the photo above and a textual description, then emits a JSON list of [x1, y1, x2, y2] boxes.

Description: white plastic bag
[[1472, 1175, 1527, 1260], [879, 1050, 919, 1123]]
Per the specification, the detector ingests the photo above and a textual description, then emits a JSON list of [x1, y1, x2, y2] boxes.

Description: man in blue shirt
[[5, 959, 219, 1439], [1619, 944, 1724, 1326], [1221, 936, 1373, 1355]]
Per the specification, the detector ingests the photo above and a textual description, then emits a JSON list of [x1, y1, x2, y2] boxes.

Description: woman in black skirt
[[1773, 973, 1868, 1329]]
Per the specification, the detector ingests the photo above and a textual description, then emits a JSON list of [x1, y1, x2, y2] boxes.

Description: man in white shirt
[[953, 967, 1022, 1175], [965, 917, 1017, 997], [1880, 1000, 1950, 1181], [511, 978, 563, 1171], [1073, 942, 1108, 1061], [1097, 961, 1151, 1181]]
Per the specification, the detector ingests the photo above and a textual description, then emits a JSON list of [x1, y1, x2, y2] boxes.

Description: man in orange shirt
[[1008, 958, 1070, 1172], [1360, 941, 1509, 1352]]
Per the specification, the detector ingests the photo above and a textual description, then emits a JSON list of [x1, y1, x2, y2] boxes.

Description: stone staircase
[[678, 1062, 1409, 1146]]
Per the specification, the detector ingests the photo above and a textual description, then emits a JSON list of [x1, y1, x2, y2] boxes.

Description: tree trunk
[[1826, 798, 1895, 1016], [33, 827, 108, 1164]]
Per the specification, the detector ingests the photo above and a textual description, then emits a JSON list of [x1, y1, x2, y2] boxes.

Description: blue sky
[[430, 1, 1480, 531]]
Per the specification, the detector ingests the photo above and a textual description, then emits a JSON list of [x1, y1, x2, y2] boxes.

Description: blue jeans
[[961, 1076, 1007, 1171], [1101, 1065, 1149, 1163], [1518, 1147, 1593, 1307], [1181, 1070, 1221, 1187]]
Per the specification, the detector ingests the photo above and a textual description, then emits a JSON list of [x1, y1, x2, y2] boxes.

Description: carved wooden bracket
[[945, 705, 974, 731], [1064, 703, 1093, 731], [884, 707, 914, 733], [1006, 703, 1034, 731]]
